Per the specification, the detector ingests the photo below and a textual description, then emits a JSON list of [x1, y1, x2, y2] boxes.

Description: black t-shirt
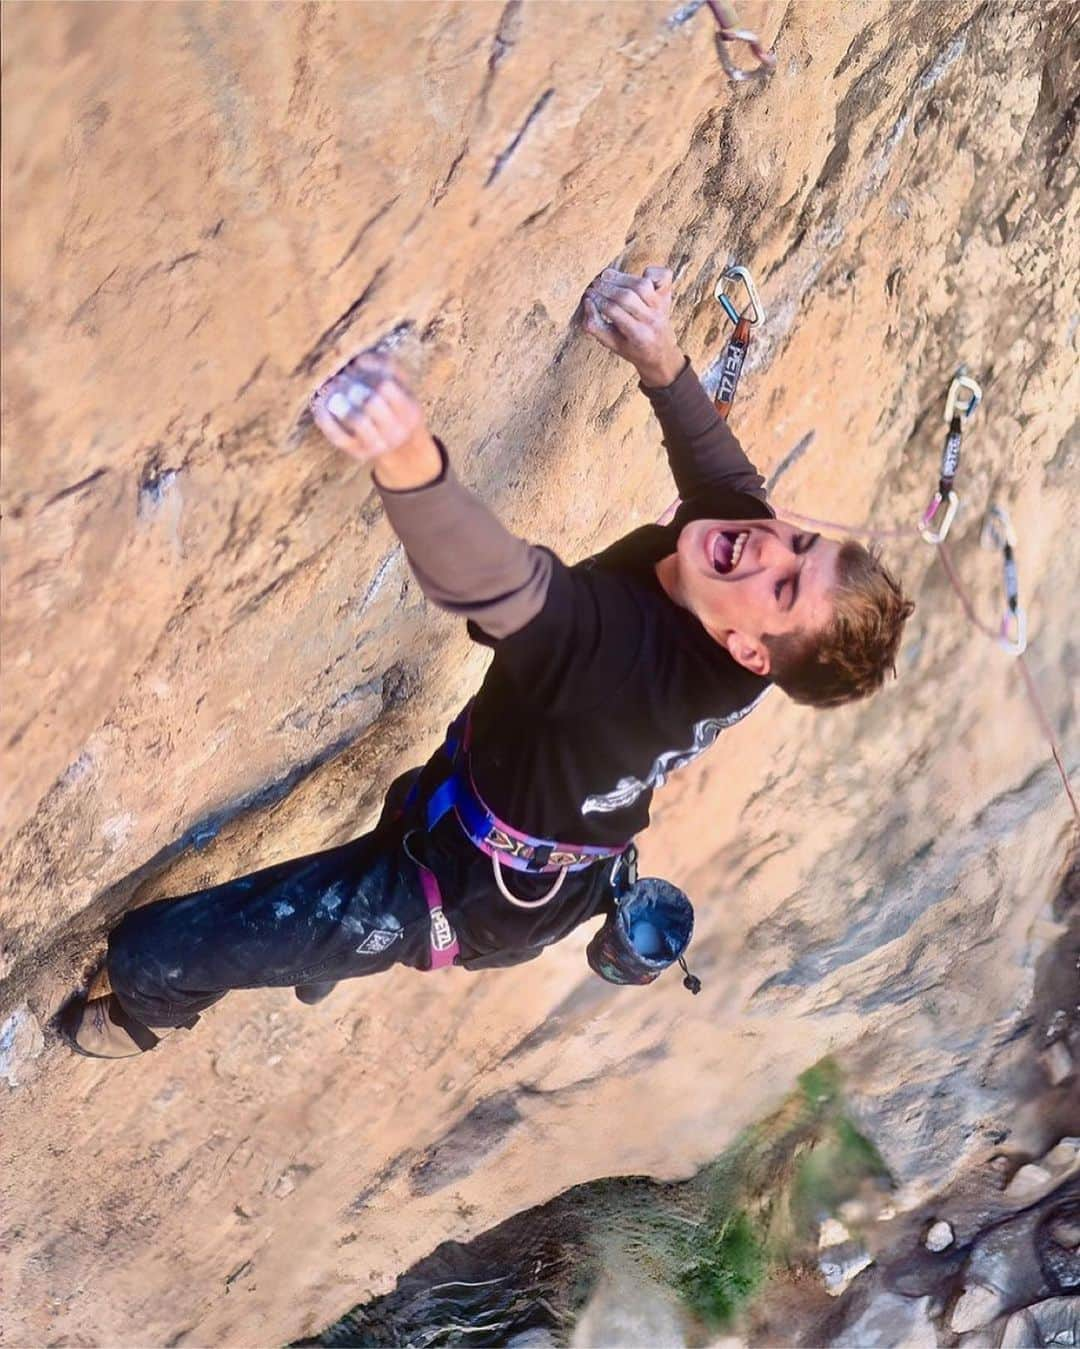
[[464, 484, 774, 848]]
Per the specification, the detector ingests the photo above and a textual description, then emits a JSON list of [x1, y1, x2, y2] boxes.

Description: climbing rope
[[705, 0, 777, 83], [935, 536, 1076, 825]]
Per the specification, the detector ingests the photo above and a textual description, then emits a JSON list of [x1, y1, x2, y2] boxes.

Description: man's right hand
[[581, 266, 685, 389], [311, 353, 442, 489]]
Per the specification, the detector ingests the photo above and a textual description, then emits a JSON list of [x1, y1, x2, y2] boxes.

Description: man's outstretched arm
[[581, 267, 768, 504], [311, 354, 551, 639]]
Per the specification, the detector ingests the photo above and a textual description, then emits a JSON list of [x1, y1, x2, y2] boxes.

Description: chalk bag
[[586, 877, 699, 992]]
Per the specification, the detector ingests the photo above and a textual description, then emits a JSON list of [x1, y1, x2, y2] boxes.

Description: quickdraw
[[712, 264, 765, 421], [919, 370, 981, 544], [705, 0, 777, 84], [777, 363, 1075, 827], [980, 504, 1027, 656], [656, 262, 765, 526]]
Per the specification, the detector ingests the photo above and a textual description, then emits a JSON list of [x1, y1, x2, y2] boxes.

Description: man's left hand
[[581, 266, 685, 388]]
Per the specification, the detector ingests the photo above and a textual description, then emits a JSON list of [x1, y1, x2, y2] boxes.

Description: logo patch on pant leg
[[429, 907, 456, 953], [355, 928, 402, 956]]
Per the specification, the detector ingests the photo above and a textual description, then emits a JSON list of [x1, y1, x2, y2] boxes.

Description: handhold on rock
[[1004, 1139, 1080, 1203], [1041, 1137, 1080, 1172], [1001, 1297, 1080, 1349], [949, 1282, 1004, 1334], [999, 1308, 1039, 1349], [924, 1219, 954, 1252]]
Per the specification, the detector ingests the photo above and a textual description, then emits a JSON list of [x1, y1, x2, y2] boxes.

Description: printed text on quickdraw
[[713, 264, 765, 421]]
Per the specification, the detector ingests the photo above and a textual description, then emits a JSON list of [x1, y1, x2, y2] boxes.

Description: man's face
[[666, 518, 842, 675]]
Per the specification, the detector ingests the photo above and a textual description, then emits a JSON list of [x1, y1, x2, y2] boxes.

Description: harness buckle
[[714, 264, 765, 325]]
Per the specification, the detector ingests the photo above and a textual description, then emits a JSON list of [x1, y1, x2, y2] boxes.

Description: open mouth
[[709, 528, 750, 575]]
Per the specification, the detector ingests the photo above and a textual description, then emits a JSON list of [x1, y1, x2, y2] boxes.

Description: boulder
[[949, 1284, 1004, 1335], [1040, 1042, 1075, 1087]]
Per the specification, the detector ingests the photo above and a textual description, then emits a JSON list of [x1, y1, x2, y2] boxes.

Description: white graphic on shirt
[[581, 688, 772, 815]]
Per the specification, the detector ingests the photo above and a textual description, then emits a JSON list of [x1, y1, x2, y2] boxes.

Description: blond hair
[[765, 541, 915, 709]]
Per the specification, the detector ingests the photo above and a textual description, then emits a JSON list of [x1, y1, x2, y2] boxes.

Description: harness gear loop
[[704, 0, 777, 84], [919, 369, 982, 544], [980, 503, 1027, 656], [491, 853, 569, 909]]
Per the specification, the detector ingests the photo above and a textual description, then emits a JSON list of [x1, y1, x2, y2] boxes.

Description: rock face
[[1, 1, 1077, 1345]]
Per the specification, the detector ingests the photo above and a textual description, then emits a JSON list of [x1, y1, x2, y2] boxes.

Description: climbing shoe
[[61, 966, 171, 1059], [294, 980, 338, 1005]]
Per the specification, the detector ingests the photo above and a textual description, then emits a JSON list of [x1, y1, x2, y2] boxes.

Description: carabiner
[[999, 606, 1028, 656], [981, 503, 1027, 655], [980, 502, 1015, 552], [920, 490, 959, 544], [705, 0, 777, 84], [714, 264, 765, 324], [944, 372, 982, 423]]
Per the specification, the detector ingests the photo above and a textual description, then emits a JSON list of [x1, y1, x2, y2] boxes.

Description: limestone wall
[[2, 2, 1076, 1343]]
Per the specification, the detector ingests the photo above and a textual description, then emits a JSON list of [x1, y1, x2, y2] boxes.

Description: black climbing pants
[[106, 770, 617, 1030], [107, 824, 435, 1029]]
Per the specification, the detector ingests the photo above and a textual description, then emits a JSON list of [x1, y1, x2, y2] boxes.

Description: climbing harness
[[713, 264, 766, 421], [401, 708, 705, 990], [402, 829, 461, 971], [919, 371, 981, 544], [704, 0, 777, 84], [402, 703, 631, 967]]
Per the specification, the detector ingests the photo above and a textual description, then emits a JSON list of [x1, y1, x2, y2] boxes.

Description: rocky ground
[[2, 1, 1077, 1345], [287, 861, 1080, 1348]]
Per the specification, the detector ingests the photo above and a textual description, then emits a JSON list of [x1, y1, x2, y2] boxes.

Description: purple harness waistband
[[428, 705, 628, 874]]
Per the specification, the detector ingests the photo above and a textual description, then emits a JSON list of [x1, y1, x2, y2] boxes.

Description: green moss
[[797, 1056, 844, 1109], [677, 1210, 766, 1326]]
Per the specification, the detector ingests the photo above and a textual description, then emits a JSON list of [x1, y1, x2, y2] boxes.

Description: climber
[[64, 265, 914, 1058]]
